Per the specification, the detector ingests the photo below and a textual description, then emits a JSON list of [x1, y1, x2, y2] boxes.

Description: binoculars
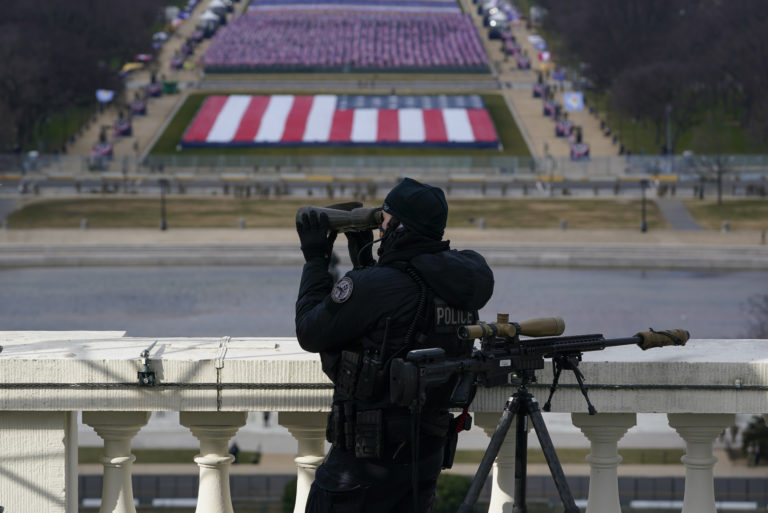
[[295, 202, 383, 233]]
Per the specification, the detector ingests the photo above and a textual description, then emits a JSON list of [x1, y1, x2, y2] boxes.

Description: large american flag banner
[[181, 94, 499, 148]]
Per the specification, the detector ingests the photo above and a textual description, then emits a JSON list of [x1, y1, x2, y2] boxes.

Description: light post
[[665, 104, 673, 155], [159, 178, 169, 231], [640, 179, 648, 233]]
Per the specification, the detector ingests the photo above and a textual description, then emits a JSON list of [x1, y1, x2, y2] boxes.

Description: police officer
[[295, 178, 494, 513]]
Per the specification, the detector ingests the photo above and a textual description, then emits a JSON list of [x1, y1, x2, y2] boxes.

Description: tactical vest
[[333, 265, 477, 410]]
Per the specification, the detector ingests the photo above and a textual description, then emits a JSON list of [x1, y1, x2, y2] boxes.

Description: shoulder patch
[[331, 276, 354, 304]]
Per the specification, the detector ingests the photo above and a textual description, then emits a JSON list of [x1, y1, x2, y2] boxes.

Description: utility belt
[[336, 348, 471, 411], [325, 401, 472, 468]]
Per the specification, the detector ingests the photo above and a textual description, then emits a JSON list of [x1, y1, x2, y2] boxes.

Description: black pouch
[[443, 429, 459, 469], [326, 403, 344, 446], [336, 351, 361, 397], [443, 412, 472, 469], [355, 409, 383, 459], [344, 402, 356, 451], [355, 353, 381, 401]]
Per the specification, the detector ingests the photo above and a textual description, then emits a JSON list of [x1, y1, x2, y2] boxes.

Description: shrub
[[434, 474, 473, 513]]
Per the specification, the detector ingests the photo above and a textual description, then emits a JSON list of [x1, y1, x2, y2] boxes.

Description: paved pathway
[[2, 227, 767, 269], [655, 199, 705, 230], [462, 0, 619, 158]]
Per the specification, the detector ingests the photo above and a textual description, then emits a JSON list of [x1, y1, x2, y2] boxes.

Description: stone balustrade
[[0, 332, 766, 513]]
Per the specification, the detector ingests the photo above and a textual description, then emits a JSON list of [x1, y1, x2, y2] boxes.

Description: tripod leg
[[458, 396, 522, 513], [526, 396, 581, 513], [513, 412, 528, 513]]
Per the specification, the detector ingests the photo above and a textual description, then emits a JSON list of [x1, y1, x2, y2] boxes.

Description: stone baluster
[[572, 413, 636, 513], [278, 412, 328, 513], [474, 412, 525, 513], [180, 411, 248, 513], [82, 411, 151, 513], [668, 413, 734, 513]]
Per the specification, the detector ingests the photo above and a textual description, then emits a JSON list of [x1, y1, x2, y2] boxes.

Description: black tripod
[[458, 366, 589, 513]]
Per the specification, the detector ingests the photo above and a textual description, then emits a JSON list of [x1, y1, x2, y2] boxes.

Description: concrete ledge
[[1, 334, 766, 414]]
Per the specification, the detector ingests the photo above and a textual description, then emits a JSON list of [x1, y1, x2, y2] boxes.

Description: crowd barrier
[[3, 154, 768, 181]]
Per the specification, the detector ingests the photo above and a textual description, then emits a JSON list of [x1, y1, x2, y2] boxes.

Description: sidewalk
[[656, 199, 705, 230], [3, 228, 767, 269], [0, 227, 762, 247], [462, 0, 618, 158]]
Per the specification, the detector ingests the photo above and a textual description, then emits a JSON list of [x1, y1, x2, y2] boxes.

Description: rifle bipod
[[458, 383, 580, 513], [543, 354, 597, 416]]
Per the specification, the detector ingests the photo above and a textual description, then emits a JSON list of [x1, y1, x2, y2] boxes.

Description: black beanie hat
[[382, 178, 448, 240]]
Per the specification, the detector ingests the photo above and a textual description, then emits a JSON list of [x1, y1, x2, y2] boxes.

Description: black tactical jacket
[[295, 232, 495, 391]]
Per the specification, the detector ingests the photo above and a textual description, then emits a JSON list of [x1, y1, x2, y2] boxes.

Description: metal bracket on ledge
[[138, 340, 158, 387]]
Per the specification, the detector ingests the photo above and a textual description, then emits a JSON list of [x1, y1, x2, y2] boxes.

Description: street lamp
[[158, 178, 169, 231], [665, 104, 673, 156], [640, 179, 649, 233]]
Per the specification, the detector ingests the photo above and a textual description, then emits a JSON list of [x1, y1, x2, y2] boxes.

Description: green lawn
[[30, 104, 96, 153], [683, 199, 768, 231], [148, 92, 531, 157], [584, 91, 768, 156]]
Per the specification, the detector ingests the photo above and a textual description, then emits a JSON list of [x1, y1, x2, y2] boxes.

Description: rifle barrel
[[601, 336, 643, 347], [513, 334, 641, 357]]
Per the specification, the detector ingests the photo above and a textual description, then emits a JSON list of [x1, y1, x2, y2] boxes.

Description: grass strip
[[8, 197, 665, 230], [682, 199, 768, 231]]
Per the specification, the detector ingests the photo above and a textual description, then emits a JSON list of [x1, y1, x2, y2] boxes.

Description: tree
[[434, 474, 472, 513], [540, 0, 695, 90], [611, 62, 706, 153], [0, 0, 165, 152], [281, 477, 297, 513], [705, 1, 768, 145], [742, 415, 768, 465], [537, 0, 768, 151]]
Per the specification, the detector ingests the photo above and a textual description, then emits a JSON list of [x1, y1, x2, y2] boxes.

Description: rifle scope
[[458, 314, 565, 340]]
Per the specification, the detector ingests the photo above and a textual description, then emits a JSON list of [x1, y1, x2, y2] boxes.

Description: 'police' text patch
[[331, 277, 354, 303], [434, 298, 475, 333]]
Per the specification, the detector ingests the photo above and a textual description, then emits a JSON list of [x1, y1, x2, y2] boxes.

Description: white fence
[[0, 332, 766, 513], [3, 153, 768, 179]]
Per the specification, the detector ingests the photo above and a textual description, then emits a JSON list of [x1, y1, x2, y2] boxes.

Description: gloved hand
[[345, 229, 375, 269], [297, 210, 337, 262]]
